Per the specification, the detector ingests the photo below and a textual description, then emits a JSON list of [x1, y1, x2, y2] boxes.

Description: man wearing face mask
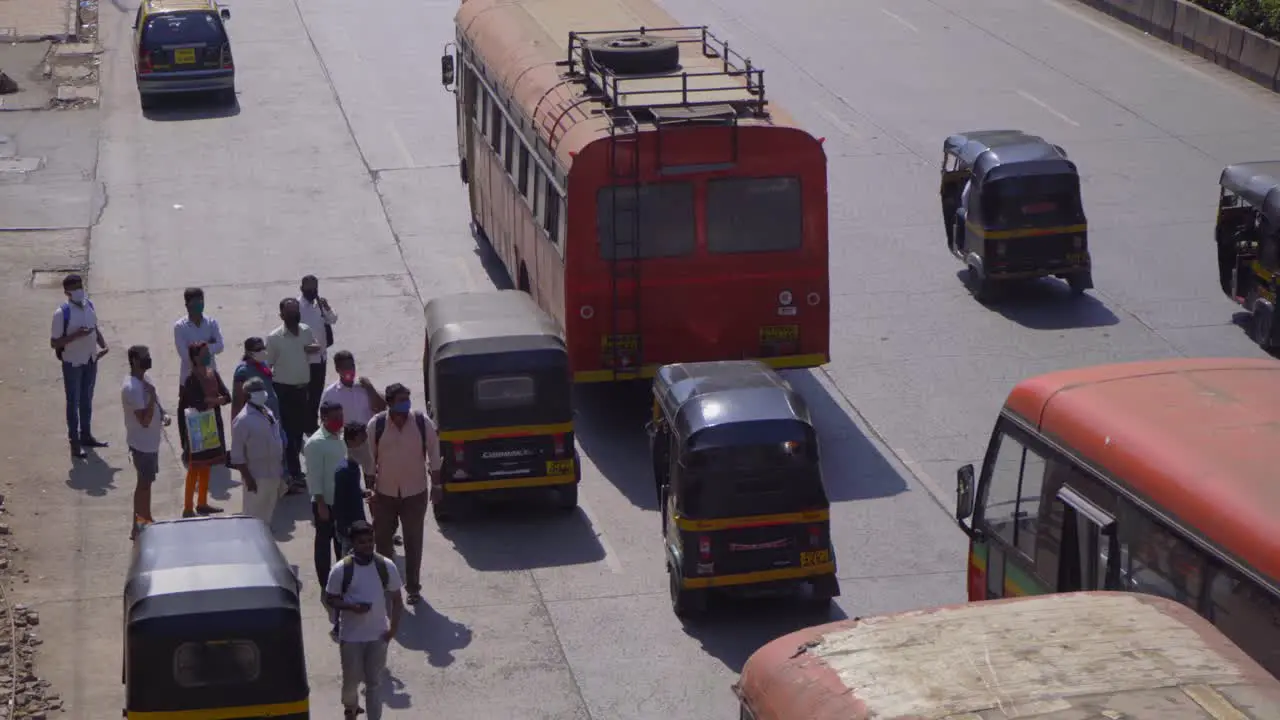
[[305, 401, 348, 592], [121, 345, 170, 539], [231, 377, 287, 525], [50, 273, 110, 459], [299, 275, 338, 435], [267, 298, 321, 492], [173, 287, 224, 459], [320, 351, 386, 480]]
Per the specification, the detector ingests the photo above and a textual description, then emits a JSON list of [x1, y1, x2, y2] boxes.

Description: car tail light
[[552, 433, 567, 456], [221, 44, 233, 69], [698, 536, 711, 560], [452, 443, 465, 464], [138, 54, 153, 74], [808, 525, 822, 548]]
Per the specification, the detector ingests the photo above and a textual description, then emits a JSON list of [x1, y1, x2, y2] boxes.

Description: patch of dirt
[[0, 495, 64, 719]]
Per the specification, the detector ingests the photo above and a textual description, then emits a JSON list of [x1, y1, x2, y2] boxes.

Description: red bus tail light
[[698, 535, 712, 560], [808, 525, 822, 548]]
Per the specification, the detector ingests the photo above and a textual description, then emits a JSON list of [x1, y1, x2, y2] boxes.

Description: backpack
[[372, 411, 428, 457], [339, 554, 389, 595], [54, 300, 94, 360]]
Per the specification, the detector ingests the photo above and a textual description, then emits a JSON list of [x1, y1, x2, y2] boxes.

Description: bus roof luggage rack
[[565, 26, 768, 121]]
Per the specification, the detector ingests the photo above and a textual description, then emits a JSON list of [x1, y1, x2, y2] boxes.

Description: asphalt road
[[41, 0, 1280, 717]]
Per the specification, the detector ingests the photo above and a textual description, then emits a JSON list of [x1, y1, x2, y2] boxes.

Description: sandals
[[406, 592, 422, 606]]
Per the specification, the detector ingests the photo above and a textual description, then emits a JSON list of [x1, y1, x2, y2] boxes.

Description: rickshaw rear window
[[142, 12, 224, 46], [982, 174, 1083, 226], [172, 639, 260, 688], [683, 443, 825, 517], [474, 375, 536, 411], [707, 177, 803, 254]]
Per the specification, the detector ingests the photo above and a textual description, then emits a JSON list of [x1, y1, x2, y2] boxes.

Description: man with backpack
[[324, 519, 402, 720], [50, 273, 110, 459], [365, 383, 439, 607]]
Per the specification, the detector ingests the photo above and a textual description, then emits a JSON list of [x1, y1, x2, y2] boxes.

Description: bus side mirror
[[441, 54, 455, 89], [956, 464, 976, 523]]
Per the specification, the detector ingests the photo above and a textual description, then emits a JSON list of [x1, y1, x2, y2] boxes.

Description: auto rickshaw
[[647, 360, 838, 617], [940, 129, 1092, 302], [1215, 161, 1280, 349], [123, 515, 308, 719], [424, 290, 578, 521]]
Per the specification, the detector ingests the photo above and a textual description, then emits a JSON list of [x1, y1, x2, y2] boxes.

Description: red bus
[[440, 0, 829, 382]]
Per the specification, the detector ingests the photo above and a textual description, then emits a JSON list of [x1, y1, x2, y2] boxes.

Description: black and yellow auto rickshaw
[[424, 290, 578, 521], [647, 360, 838, 617], [123, 515, 308, 719], [940, 129, 1092, 302], [1216, 161, 1280, 350]]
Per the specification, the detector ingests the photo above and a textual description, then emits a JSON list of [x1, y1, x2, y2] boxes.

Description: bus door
[[1051, 485, 1119, 592]]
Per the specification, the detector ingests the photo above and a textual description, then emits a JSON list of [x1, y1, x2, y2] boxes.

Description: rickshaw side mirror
[[955, 464, 977, 525], [219, 7, 230, 19], [441, 54, 455, 89]]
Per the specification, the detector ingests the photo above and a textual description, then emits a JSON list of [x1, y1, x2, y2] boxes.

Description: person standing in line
[[173, 287, 224, 459], [333, 422, 372, 557], [179, 342, 229, 517], [320, 351, 386, 483], [267, 298, 321, 494], [50, 273, 109, 459], [230, 377, 287, 526], [121, 345, 170, 539], [324, 520, 402, 720], [230, 337, 282, 425], [299, 275, 338, 436], [366, 384, 440, 606], [305, 402, 347, 589]]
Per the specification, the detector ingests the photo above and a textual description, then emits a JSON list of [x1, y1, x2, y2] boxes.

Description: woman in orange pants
[[179, 341, 230, 517]]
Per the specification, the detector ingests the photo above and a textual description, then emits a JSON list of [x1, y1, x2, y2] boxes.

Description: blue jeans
[[61, 360, 98, 443]]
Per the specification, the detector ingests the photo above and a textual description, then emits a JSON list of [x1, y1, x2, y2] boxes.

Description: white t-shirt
[[320, 381, 374, 425], [325, 555, 402, 643], [51, 300, 98, 367], [121, 375, 163, 453]]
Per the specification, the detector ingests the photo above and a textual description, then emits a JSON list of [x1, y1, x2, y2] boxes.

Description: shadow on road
[[471, 223, 514, 290], [65, 452, 121, 497], [681, 596, 848, 673], [206, 463, 237, 503], [142, 92, 241, 122], [573, 380, 656, 510], [439, 506, 605, 571], [395, 600, 473, 668], [953, 270, 1120, 329], [785, 370, 907, 502], [271, 493, 311, 542]]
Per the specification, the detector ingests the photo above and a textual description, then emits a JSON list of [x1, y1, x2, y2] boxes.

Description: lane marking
[[880, 8, 920, 33], [576, 494, 624, 575], [1017, 89, 1081, 127], [813, 103, 857, 137]]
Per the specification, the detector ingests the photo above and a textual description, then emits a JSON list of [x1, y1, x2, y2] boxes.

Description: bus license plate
[[602, 334, 638, 353], [546, 459, 574, 477], [760, 325, 799, 343], [175, 48, 196, 64], [800, 550, 829, 567]]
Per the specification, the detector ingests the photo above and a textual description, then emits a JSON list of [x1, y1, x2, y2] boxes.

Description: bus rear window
[[173, 640, 260, 688], [474, 375, 536, 411], [597, 183, 695, 260], [707, 177, 803, 254], [143, 12, 224, 46]]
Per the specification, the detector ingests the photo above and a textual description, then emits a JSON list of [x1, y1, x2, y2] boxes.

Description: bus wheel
[[584, 35, 679, 75], [669, 563, 706, 618], [518, 263, 531, 294]]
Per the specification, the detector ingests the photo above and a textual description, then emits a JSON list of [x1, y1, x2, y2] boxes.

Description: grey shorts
[[130, 448, 159, 484]]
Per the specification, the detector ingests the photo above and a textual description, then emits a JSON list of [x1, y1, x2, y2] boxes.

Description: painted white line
[[1017, 89, 1081, 127], [813, 103, 857, 137], [576, 494, 624, 575], [880, 8, 920, 33]]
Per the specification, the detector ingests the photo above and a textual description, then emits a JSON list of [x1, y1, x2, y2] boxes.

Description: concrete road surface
[[12, 0, 1280, 718]]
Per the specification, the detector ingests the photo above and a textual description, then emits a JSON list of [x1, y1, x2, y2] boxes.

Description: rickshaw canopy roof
[[125, 515, 299, 624], [943, 128, 1077, 184], [654, 361, 813, 443], [1220, 161, 1280, 226], [424, 290, 565, 365]]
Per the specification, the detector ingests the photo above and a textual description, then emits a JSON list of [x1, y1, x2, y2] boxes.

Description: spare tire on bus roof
[[585, 35, 680, 75]]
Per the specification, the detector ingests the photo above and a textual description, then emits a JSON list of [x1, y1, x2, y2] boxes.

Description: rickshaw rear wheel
[[1066, 273, 1089, 296], [967, 266, 996, 304], [432, 496, 456, 523], [668, 564, 706, 617], [1252, 302, 1275, 349]]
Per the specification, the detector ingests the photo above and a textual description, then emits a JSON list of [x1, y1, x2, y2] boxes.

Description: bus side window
[[978, 429, 1046, 557], [1206, 564, 1280, 677], [544, 181, 561, 244], [517, 146, 530, 197], [1116, 501, 1206, 610], [465, 70, 479, 120], [490, 104, 503, 155]]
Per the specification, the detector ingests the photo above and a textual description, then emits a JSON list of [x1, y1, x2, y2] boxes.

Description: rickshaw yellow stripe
[[126, 698, 309, 719], [964, 222, 1088, 240], [573, 354, 828, 383], [675, 509, 830, 532], [438, 422, 574, 442], [444, 474, 576, 492], [680, 562, 836, 589]]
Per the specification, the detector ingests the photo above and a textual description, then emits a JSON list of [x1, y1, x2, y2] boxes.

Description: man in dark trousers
[[267, 297, 321, 492]]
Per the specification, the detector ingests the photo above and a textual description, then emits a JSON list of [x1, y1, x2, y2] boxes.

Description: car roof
[[736, 592, 1280, 720], [1220, 161, 1280, 224], [1004, 357, 1280, 584], [125, 516, 299, 623], [424, 290, 565, 363], [654, 361, 812, 440], [943, 128, 1077, 182]]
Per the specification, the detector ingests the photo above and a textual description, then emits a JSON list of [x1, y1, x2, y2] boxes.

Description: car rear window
[[706, 177, 804, 254], [142, 11, 224, 47]]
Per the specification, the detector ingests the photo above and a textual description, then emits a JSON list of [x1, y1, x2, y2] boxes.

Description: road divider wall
[[1074, 0, 1280, 92]]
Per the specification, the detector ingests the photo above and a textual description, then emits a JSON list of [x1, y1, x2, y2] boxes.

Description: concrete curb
[[1074, 0, 1280, 93]]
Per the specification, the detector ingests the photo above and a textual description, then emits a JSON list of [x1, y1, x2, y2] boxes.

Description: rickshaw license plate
[[175, 48, 196, 64], [800, 550, 829, 567], [546, 459, 574, 477], [760, 325, 799, 343]]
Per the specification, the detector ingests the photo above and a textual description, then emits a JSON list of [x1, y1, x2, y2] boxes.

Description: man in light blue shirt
[[304, 401, 347, 592]]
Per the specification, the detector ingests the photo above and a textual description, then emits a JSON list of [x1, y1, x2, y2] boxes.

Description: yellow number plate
[[800, 550, 829, 567], [760, 325, 799, 343], [1064, 252, 1087, 263], [546, 459, 574, 477], [601, 334, 638, 353], [175, 48, 196, 64]]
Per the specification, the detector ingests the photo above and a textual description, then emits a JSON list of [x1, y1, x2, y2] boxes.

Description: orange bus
[[952, 357, 1280, 677], [735, 592, 1280, 720], [439, 0, 830, 382]]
